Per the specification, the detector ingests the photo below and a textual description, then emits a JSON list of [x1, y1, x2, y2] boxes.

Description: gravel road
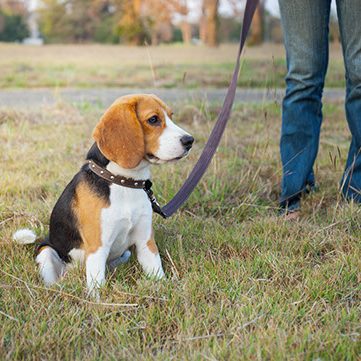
[[0, 88, 345, 109]]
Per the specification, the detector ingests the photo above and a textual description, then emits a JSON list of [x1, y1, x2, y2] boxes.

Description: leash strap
[[161, 0, 259, 218]]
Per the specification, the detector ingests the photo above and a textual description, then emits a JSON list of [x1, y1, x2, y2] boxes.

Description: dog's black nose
[[180, 135, 194, 150]]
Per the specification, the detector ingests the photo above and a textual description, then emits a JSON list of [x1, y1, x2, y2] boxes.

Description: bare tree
[[167, 0, 191, 44], [227, 0, 265, 45], [249, 0, 265, 45], [200, 0, 219, 47]]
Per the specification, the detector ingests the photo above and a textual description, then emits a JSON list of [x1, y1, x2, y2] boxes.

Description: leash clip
[[143, 180, 167, 219]]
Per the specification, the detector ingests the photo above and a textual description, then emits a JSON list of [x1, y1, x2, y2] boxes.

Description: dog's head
[[93, 94, 194, 169]]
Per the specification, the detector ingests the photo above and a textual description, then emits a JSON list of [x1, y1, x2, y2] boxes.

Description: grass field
[[0, 43, 347, 88], [0, 98, 360, 360]]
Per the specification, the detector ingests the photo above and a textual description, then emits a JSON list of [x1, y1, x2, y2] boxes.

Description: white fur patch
[[36, 247, 66, 286], [13, 229, 37, 244], [151, 111, 191, 163], [69, 248, 86, 263]]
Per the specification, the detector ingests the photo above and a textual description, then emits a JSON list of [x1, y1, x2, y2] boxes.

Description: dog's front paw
[[146, 267, 165, 280], [87, 286, 101, 301]]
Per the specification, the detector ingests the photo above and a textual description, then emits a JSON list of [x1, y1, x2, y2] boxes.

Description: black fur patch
[[86, 142, 109, 167], [41, 143, 111, 262]]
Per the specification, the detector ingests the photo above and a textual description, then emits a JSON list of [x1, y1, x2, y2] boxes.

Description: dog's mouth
[[145, 150, 190, 164]]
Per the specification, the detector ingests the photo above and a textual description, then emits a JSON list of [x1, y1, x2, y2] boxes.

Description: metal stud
[[121, 179, 125, 184], [92, 165, 95, 168], [110, 176, 114, 180], [100, 170, 104, 174], [134, 182, 138, 186]]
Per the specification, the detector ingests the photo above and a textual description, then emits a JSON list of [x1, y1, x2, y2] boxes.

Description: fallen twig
[[165, 249, 180, 279], [0, 310, 19, 323]]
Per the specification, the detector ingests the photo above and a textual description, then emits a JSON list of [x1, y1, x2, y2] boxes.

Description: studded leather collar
[[87, 160, 147, 189], [87, 159, 166, 218]]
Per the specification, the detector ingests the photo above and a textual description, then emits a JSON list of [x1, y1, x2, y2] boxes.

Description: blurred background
[[0, 0, 344, 99], [0, 0, 340, 46]]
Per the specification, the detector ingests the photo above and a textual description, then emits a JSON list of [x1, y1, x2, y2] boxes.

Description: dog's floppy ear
[[92, 99, 144, 169]]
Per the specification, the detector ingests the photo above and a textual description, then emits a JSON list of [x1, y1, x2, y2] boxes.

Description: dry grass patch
[[0, 100, 360, 360], [0, 43, 346, 89]]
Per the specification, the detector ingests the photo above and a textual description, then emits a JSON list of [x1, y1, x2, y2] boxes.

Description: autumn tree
[[116, 0, 146, 45], [141, 0, 173, 45], [116, 0, 187, 45], [38, 0, 74, 42], [38, 0, 117, 43], [68, 0, 97, 42], [90, 0, 117, 43]]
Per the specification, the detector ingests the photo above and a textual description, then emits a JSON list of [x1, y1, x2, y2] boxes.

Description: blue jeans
[[278, 0, 361, 211]]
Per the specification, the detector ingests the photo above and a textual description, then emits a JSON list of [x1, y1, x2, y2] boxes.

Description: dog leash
[[160, 0, 259, 218]]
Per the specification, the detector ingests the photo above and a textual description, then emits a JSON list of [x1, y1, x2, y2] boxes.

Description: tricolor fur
[[14, 94, 194, 297]]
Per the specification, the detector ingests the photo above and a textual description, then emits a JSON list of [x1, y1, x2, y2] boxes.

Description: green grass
[[0, 43, 346, 89], [0, 99, 360, 360]]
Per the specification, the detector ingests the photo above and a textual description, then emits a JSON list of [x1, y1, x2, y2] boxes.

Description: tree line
[[0, 0, 280, 46], [37, 0, 229, 45]]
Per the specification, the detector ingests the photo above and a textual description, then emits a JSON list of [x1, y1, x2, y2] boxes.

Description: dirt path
[[0, 88, 345, 109]]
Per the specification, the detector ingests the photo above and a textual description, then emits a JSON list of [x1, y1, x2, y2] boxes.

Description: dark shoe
[[283, 210, 301, 221]]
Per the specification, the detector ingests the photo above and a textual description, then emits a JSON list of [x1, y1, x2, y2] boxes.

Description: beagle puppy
[[13, 94, 194, 296]]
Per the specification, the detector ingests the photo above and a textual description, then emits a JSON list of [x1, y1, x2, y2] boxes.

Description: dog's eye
[[147, 115, 160, 125]]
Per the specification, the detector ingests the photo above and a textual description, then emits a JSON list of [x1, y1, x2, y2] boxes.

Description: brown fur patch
[[136, 94, 172, 156], [72, 181, 109, 254], [93, 101, 145, 169], [37, 245, 49, 254], [146, 237, 159, 255]]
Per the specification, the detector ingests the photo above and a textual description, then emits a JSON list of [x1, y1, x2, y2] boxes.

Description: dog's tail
[[13, 228, 65, 285], [13, 228, 37, 244]]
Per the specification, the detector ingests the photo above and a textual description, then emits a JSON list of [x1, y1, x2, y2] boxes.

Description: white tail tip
[[13, 229, 37, 244]]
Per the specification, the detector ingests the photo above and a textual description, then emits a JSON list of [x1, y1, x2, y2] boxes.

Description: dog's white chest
[[101, 184, 152, 258]]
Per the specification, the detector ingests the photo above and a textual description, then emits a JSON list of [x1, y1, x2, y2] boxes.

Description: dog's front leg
[[136, 235, 165, 279], [86, 246, 110, 298], [131, 222, 165, 279]]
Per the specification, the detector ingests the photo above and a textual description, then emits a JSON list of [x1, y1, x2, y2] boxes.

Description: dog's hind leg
[[36, 247, 66, 286]]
